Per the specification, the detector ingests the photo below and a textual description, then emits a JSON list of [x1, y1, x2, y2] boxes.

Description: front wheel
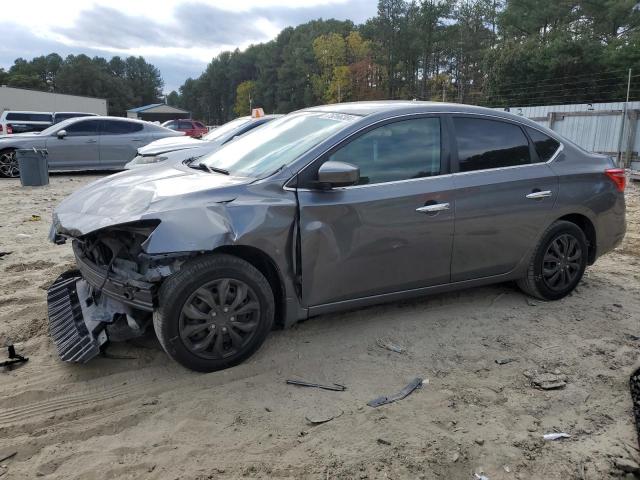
[[517, 220, 588, 301], [153, 254, 274, 372], [0, 150, 18, 178]]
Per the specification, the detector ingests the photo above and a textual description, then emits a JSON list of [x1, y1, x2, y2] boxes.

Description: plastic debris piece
[[367, 377, 423, 408], [543, 432, 571, 441], [286, 379, 346, 392], [474, 473, 489, 480], [305, 408, 343, 425], [376, 338, 405, 354], [495, 358, 516, 365]]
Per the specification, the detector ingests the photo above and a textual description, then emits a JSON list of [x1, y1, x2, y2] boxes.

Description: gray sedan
[[0, 116, 183, 177], [48, 101, 626, 372]]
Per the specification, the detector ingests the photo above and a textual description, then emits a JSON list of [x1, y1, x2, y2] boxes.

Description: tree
[[234, 80, 256, 116]]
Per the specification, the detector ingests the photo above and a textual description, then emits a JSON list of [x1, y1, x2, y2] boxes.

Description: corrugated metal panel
[[493, 101, 640, 156]]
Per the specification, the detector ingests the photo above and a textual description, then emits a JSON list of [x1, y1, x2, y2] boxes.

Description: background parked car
[[0, 110, 53, 136], [53, 112, 99, 124], [161, 119, 208, 138], [0, 116, 183, 177], [125, 114, 282, 169]]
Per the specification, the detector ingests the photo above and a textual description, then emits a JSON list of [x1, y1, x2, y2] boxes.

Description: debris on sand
[[613, 457, 640, 474], [525, 371, 568, 390], [495, 358, 516, 365], [376, 338, 406, 354], [474, 473, 490, 480], [305, 408, 344, 425], [376, 438, 391, 446], [286, 379, 346, 392], [368, 377, 424, 408], [0, 252, 11, 259], [543, 433, 571, 441]]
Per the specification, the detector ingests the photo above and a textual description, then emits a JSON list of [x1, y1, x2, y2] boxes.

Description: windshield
[[199, 112, 359, 177], [203, 117, 251, 141]]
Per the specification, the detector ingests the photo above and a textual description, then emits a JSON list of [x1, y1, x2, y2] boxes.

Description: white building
[[0, 85, 107, 115]]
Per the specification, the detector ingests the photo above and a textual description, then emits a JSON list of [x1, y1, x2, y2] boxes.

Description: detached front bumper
[[47, 271, 108, 363], [47, 246, 157, 364]]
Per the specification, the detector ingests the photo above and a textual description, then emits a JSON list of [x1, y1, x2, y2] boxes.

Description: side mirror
[[317, 161, 360, 188], [57, 130, 67, 139]]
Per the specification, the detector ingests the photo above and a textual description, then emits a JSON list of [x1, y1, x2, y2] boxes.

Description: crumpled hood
[[137, 135, 202, 156], [52, 162, 250, 238]]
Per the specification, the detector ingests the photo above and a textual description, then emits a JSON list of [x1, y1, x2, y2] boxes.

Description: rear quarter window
[[526, 127, 560, 162]]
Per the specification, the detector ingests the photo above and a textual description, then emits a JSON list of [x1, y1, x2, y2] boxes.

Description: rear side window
[[195, 122, 206, 129], [6, 112, 52, 122], [328, 117, 441, 185], [179, 121, 193, 129], [526, 127, 560, 162], [454, 117, 530, 172], [102, 120, 143, 135], [64, 119, 101, 136]]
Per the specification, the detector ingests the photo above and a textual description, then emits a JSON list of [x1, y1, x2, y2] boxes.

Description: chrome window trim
[[283, 110, 564, 192]]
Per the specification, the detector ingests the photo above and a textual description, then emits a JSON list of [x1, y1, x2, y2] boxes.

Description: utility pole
[[617, 68, 632, 167], [442, 81, 446, 102]]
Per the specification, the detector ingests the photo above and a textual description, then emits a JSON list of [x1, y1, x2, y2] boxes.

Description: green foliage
[[6, 1, 639, 119], [234, 80, 257, 116], [2, 53, 163, 116]]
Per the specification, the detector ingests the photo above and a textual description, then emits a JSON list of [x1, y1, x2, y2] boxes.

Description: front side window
[[64, 119, 101, 136], [328, 117, 441, 185], [179, 121, 193, 130], [101, 120, 143, 135], [454, 117, 531, 172], [526, 127, 560, 162]]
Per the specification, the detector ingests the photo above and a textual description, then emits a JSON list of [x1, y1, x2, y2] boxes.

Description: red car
[[161, 119, 208, 138]]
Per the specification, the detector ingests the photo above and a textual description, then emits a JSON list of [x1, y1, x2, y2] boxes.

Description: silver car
[[47, 101, 626, 372], [124, 114, 282, 169], [0, 116, 183, 177]]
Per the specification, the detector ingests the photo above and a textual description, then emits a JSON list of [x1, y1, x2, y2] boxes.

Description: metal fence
[[493, 101, 640, 165]]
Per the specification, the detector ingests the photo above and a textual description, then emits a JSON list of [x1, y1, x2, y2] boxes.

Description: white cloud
[[2, 0, 377, 91]]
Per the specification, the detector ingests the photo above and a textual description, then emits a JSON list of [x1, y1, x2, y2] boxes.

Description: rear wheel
[[153, 254, 274, 372], [517, 220, 588, 301], [0, 150, 18, 178]]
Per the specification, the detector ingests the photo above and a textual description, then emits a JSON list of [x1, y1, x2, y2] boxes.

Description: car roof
[[301, 101, 548, 131]]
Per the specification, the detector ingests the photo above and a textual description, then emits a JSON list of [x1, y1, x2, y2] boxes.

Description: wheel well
[[213, 245, 286, 328], [558, 214, 597, 264]]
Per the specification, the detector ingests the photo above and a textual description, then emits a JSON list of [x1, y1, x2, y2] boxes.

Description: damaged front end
[[47, 221, 188, 363]]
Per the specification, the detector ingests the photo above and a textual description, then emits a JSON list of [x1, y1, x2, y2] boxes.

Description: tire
[[0, 149, 18, 178], [517, 220, 588, 301], [153, 254, 274, 372]]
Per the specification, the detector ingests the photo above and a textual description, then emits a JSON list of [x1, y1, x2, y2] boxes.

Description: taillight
[[5, 124, 12, 134], [605, 168, 626, 192]]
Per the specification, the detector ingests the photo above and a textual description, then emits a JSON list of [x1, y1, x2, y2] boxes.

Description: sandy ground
[[0, 174, 639, 480]]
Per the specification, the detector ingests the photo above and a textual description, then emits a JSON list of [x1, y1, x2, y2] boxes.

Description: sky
[[0, 0, 378, 93]]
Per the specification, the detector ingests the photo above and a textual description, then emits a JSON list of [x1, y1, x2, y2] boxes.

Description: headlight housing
[[132, 154, 168, 165]]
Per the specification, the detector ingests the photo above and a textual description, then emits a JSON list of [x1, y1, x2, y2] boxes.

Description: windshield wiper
[[189, 162, 230, 175]]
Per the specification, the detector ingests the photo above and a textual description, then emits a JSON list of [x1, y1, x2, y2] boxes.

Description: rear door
[[297, 115, 455, 307], [449, 115, 559, 282], [45, 119, 101, 170], [99, 119, 146, 169]]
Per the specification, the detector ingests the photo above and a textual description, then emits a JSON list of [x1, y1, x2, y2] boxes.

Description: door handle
[[85, 139, 97, 144], [416, 202, 450, 213], [526, 190, 552, 199], [131, 138, 143, 141]]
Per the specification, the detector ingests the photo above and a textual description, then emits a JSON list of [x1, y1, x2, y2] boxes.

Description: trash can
[[17, 148, 49, 187]]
